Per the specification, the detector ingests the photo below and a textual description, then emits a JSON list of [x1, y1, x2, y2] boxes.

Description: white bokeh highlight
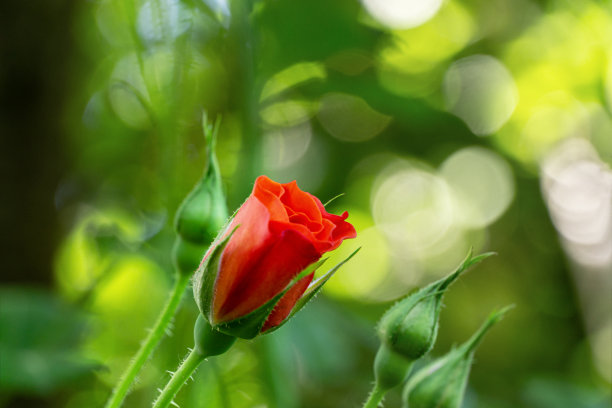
[[444, 55, 518, 136], [362, 0, 444, 29], [441, 147, 515, 228]]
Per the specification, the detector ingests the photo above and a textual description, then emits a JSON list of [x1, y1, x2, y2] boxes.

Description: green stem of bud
[[152, 348, 206, 408], [152, 315, 236, 408], [363, 343, 414, 408], [374, 343, 414, 391], [363, 384, 386, 408], [104, 273, 191, 408]]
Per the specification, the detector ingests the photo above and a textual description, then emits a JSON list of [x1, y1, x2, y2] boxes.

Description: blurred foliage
[[0, 288, 98, 397], [2, 0, 612, 407]]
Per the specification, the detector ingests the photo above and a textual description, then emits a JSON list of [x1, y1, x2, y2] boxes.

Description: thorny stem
[[104, 273, 191, 408], [152, 348, 206, 408], [363, 384, 386, 408]]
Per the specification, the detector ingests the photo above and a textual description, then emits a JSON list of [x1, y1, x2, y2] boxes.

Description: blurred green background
[[1, 0, 612, 407]]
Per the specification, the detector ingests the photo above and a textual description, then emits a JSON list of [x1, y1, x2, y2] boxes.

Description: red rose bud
[[378, 249, 495, 360], [193, 176, 357, 339], [402, 306, 512, 408], [173, 116, 228, 275]]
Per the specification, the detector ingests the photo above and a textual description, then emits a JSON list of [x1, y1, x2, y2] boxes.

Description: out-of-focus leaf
[[0, 287, 99, 396], [521, 377, 611, 408]]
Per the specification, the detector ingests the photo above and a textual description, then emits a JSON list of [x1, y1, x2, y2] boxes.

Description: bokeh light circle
[[440, 147, 515, 228], [317, 93, 391, 142], [372, 161, 454, 252], [444, 55, 518, 136], [362, 0, 444, 29]]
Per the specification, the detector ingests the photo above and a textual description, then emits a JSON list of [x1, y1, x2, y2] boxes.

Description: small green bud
[[373, 342, 414, 391], [402, 307, 511, 408], [174, 115, 228, 246], [172, 237, 207, 276], [378, 250, 494, 360]]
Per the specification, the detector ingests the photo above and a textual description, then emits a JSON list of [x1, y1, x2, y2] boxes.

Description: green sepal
[[262, 247, 360, 334], [214, 258, 328, 339], [192, 226, 237, 324]]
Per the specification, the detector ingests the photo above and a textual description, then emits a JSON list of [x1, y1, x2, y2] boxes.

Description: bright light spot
[[317, 93, 391, 142], [444, 55, 518, 136], [376, 1, 474, 98], [592, 323, 612, 383], [260, 62, 326, 101], [542, 138, 612, 384], [260, 100, 317, 127], [520, 100, 590, 162], [201, 0, 230, 20], [137, 0, 191, 43], [440, 147, 515, 228], [379, 1, 474, 75], [372, 161, 454, 253], [495, 7, 611, 166], [588, 104, 612, 165], [88, 256, 168, 383], [606, 56, 612, 112], [92, 257, 167, 319], [326, 49, 372, 76], [323, 211, 390, 302], [143, 49, 176, 101], [109, 54, 152, 130], [54, 208, 148, 300], [263, 121, 312, 169], [541, 138, 612, 267], [95, 0, 132, 47], [362, 0, 444, 29]]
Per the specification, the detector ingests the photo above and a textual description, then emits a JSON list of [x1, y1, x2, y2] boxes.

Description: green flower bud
[[402, 307, 511, 408], [174, 115, 228, 247], [378, 250, 494, 361]]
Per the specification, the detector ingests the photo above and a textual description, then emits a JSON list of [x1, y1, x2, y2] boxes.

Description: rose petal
[[253, 175, 289, 222], [280, 181, 323, 224], [215, 228, 320, 323], [261, 272, 314, 332], [213, 196, 274, 321]]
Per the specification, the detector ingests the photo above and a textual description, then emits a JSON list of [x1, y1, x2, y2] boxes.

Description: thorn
[[170, 400, 180, 407]]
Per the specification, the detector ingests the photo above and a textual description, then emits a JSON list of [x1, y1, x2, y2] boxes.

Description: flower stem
[[363, 384, 386, 408], [152, 348, 206, 408], [104, 273, 191, 408]]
